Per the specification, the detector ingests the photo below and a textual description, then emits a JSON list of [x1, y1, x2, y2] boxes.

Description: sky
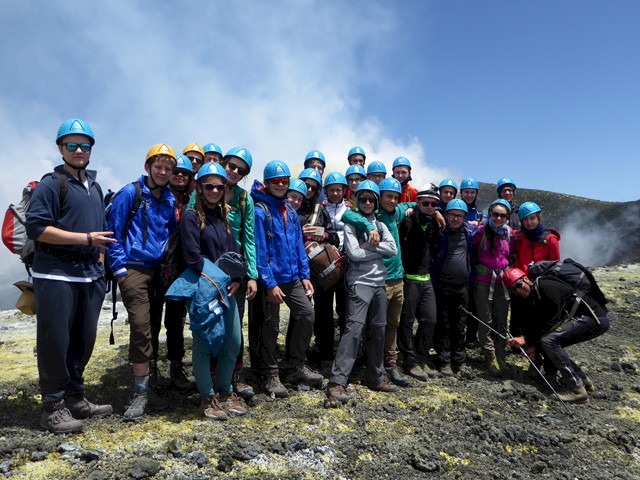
[[0, 1, 639, 301]]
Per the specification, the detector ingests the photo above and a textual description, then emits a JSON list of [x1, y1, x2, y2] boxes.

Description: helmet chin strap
[[147, 171, 166, 191], [62, 157, 89, 181]]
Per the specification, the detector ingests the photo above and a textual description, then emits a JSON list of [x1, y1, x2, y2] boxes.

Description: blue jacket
[[165, 258, 231, 356], [250, 180, 310, 290], [106, 176, 176, 277]]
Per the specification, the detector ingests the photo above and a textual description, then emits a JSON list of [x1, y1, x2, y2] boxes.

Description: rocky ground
[[0, 265, 638, 479]]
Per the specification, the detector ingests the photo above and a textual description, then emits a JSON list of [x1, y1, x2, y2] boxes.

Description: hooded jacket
[[107, 176, 177, 278], [251, 180, 310, 290], [513, 228, 561, 273], [226, 185, 258, 281]]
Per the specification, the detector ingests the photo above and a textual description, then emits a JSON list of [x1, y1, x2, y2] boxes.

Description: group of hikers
[[22, 119, 610, 434]]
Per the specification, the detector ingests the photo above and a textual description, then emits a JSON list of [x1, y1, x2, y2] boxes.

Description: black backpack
[[528, 258, 608, 307]]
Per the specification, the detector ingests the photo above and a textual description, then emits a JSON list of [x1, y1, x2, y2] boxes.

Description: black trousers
[[398, 279, 437, 367], [434, 282, 468, 367]]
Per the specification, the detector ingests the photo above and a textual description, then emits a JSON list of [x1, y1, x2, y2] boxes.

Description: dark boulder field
[[0, 265, 638, 479]]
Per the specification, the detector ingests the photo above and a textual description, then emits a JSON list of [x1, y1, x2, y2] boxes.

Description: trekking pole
[[459, 306, 574, 417]]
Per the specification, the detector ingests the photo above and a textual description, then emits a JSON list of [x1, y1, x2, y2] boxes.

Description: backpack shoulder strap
[[255, 201, 273, 240], [239, 189, 247, 219], [49, 171, 69, 207]]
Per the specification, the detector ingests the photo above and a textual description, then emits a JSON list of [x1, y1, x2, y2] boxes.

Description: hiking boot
[[149, 361, 159, 389], [386, 368, 410, 387], [405, 365, 428, 381], [124, 387, 149, 421], [170, 361, 194, 390], [220, 392, 248, 416], [263, 371, 288, 398], [582, 375, 595, 392], [421, 362, 440, 377], [40, 400, 84, 434], [440, 364, 455, 377], [370, 379, 400, 393], [326, 383, 352, 403], [200, 395, 228, 421], [452, 363, 466, 374], [553, 386, 589, 404], [285, 363, 324, 388], [484, 352, 501, 377], [65, 394, 113, 419], [232, 370, 255, 399]]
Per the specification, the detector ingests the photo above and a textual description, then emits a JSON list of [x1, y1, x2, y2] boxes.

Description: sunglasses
[[358, 196, 376, 204], [187, 155, 204, 165], [491, 212, 509, 219], [347, 176, 364, 183], [226, 161, 249, 176], [270, 177, 290, 186], [172, 169, 191, 176], [63, 143, 92, 153], [420, 200, 438, 207], [305, 183, 318, 192], [201, 183, 225, 192]]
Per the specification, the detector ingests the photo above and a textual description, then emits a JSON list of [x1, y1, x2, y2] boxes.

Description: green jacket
[[227, 185, 258, 280], [341, 203, 414, 281]]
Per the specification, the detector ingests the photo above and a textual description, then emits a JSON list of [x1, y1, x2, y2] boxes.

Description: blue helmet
[[496, 177, 517, 193], [304, 150, 326, 168], [392, 156, 411, 170], [367, 161, 387, 175], [203, 143, 223, 155], [56, 119, 95, 145], [264, 160, 291, 180], [288, 178, 308, 197], [224, 147, 253, 171], [175, 155, 193, 173], [196, 161, 227, 181], [348, 146, 366, 160], [439, 178, 458, 194], [345, 164, 366, 178], [299, 168, 322, 186], [490, 198, 512, 213], [378, 177, 402, 195], [460, 177, 479, 191], [356, 179, 380, 198], [518, 201, 541, 220], [324, 172, 348, 188], [446, 199, 469, 214]]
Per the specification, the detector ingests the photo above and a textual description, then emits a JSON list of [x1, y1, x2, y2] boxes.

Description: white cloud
[[0, 1, 451, 205]]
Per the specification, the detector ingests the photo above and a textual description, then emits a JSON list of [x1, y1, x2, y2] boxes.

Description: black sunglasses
[[226, 161, 249, 176]]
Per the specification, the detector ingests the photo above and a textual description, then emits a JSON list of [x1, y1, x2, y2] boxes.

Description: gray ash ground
[[0, 265, 638, 479]]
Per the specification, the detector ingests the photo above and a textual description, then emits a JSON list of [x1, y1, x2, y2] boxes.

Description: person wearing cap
[[504, 268, 609, 403], [342, 178, 414, 386], [391, 157, 418, 203], [179, 162, 247, 420], [220, 147, 258, 400], [472, 199, 516, 377], [432, 199, 477, 376], [26, 119, 115, 433], [397, 183, 441, 381], [163, 155, 196, 391], [250, 161, 323, 397], [347, 146, 366, 166], [107, 143, 178, 420], [496, 177, 520, 229], [203, 143, 223, 164], [184, 143, 205, 174], [327, 180, 399, 404]]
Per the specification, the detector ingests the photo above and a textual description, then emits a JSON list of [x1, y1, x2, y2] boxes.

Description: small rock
[[611, 383, 624, 391], [188, 450, 209, 468], [411, 455, 439, 473], [619, 277, 626, 281], [611, 363, 623, 372], [30, 451, 48, 462], [286, 437, 309, 452], [621, 362, 637, 372], [0, 461, 14, 474], [531, 461, 546, 473], [166, 439, 182, 457], [216, 453, 234, 472], [58, 442, 80, 453], [129, 458, 161, 479], [79, 450, 101, 462], [231, 442, 260, 461]]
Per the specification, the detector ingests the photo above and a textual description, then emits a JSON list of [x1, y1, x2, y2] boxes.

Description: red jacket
[[513, 228, 561, 273], [400, 183, 418, 203]]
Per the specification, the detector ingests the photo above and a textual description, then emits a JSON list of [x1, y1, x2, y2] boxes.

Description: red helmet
[[504, 268, 527, 289]]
